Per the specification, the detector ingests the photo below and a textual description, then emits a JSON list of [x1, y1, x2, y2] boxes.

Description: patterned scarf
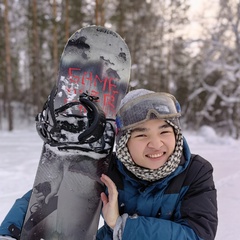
[[116, 121, 183, 182]]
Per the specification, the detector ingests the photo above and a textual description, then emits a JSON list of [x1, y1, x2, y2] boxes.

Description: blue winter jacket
[[97, 139, 218, 239], [0, 139, 218, 240]]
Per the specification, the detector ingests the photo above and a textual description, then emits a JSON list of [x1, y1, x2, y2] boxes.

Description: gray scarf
[[116, 121, 183, 182]]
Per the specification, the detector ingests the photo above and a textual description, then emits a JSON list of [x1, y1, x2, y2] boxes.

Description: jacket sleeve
[[115, 215, 201, 240], [114, 155, 217, 240], [180, 156, 218, 239], [0, 190, 31, 237]]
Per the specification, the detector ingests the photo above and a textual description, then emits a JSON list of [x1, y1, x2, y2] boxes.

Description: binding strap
[[36, 87, 106, 146], [77, 93, 106, 144]]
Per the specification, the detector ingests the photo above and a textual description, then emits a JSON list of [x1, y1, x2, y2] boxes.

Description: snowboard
[[19, 25, 131, 240]]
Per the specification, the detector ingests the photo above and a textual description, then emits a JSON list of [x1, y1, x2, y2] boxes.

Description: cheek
[[127, 140, 143, 164], [127, 139, 140, 156], [169, 135, 176, 152], [127, 139, 134, 153]]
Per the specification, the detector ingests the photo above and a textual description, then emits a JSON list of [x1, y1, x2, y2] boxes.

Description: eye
[[131, 132, 147, 138], [134, 134, 147, 138], [160, 128, 173, 135], [161, 130, 170, 134]]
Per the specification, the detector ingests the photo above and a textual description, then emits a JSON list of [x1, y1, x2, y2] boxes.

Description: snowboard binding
[[36, 86, 113, 151]]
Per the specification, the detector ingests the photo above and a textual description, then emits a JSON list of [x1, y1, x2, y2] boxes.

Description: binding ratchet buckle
[[36, 87, 107, 148]]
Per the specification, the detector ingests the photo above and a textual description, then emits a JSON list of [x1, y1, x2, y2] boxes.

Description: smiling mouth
[[146, 153, 164, 158]]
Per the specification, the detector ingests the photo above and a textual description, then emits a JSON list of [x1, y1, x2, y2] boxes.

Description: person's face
[[127, 119, 176, 170]]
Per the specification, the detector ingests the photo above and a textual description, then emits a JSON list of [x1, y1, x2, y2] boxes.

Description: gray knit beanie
[[119, 89, 154, 109]]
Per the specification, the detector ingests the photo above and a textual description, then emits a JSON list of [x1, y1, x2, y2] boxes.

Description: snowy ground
[[0, 125, 239, 239]]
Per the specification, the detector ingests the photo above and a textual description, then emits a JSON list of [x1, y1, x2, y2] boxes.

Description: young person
[[0, 89, 218, 240]]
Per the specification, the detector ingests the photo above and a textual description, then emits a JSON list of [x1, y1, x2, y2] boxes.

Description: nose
[[147, 137, 163, 149]]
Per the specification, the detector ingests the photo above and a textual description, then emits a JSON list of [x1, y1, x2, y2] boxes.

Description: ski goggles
[[116, 92, 181, 131]]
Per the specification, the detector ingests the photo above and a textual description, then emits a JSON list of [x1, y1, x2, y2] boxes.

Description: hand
[[100, 174, 119, 229]]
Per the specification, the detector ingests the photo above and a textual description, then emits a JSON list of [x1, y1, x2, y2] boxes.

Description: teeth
[[148, 153, 163, 158]]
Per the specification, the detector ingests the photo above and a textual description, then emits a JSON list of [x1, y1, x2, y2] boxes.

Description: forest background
[[0, 0, 240, 139]]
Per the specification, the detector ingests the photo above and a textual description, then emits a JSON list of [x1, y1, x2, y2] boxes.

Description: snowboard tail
[[20, 25, 131, 240]]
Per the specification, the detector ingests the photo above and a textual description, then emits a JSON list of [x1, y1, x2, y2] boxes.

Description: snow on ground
[[0, 124, 240, 239]]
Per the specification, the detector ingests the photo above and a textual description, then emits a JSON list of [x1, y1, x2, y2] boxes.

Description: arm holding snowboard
[[0, 191, 31, 239]]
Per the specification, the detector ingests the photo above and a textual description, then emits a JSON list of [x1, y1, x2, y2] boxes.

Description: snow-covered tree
[[185, 0, 240, 138]]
